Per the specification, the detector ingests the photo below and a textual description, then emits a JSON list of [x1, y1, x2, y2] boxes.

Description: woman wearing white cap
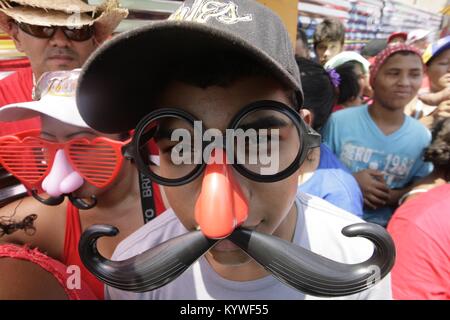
[[324, 51, 372, 110], [0, 69, 167, 299]]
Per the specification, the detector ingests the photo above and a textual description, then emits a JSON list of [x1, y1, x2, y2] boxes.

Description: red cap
[[387, 32, 408, 44], [369, 43, 423, 87]]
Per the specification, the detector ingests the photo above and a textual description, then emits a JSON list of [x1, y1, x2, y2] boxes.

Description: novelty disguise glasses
[[0, 69, 130, 210], [80, 100, 396, 297], [123, 100, 322, 186], [0, 131, 129, 210], [119, 100, 321, 239]]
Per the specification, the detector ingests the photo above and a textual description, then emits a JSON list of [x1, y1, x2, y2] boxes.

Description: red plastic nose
[[194, 149, 248, 239]]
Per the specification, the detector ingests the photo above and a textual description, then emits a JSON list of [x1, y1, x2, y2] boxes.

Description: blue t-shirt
[[322, 105, 432, 226], [299, 144, 363, 217]]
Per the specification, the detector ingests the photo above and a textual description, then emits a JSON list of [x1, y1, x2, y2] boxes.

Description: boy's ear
[[299, 109, 314, 127], [8, 21, 25, 52]]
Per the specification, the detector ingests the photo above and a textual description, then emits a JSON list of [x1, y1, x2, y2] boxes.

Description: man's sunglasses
[[18, 22, 94, 42]]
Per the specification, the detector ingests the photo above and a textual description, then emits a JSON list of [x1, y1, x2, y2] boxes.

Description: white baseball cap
[[407, 29, 432, 44], [324, 51, 371, 74], [0, 69, 89, 129]]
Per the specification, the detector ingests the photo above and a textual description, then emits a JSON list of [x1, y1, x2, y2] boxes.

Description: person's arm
[[418, 90, 450, 127], [418, 87, 450, 106], [353, 169, 390, 210], [0, 196, 66, 260], [388, 217, 450, 300], [386, 185, 414, 207]]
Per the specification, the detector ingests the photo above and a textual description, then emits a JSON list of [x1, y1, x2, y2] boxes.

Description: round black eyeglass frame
[[122, 100, 321, 186]]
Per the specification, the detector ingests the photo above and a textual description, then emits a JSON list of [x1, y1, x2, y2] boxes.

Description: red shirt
[[0, 66, 41, 135], [387, 184, 450, 300], [64, 185, 167, 300]]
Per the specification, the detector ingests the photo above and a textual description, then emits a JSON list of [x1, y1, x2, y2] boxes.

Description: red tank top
[[62, 182, 166, 300], [62, 202, 105, 299]]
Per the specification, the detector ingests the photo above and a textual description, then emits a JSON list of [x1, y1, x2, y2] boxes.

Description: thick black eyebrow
[[148, 116, 290, 140], [237, 116, 289, 131]]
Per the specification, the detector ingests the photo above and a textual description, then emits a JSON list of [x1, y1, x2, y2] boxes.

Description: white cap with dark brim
[[0, 69, 89, 129]]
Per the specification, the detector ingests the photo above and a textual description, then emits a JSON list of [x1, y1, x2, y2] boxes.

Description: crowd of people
[[0, 0, 449, 300], [296, 16, 450, 299]]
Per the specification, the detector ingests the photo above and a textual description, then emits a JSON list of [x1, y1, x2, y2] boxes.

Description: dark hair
[[157, 49, 297, 107], [313, 18, 346, 48], [297, 28, 308, 46], [335, 61, 362, 105], [424, 117, 450, 170], [164, 51, 272, 88], [296, 57, 335, 130]]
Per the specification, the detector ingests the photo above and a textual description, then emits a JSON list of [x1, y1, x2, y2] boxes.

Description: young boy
[[76, 0, 392, 300], [313, 18, 346, 66], [322, 44, 433, 227]]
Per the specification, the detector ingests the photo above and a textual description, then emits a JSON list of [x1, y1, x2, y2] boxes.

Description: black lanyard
[[138, 172, 157, 224]]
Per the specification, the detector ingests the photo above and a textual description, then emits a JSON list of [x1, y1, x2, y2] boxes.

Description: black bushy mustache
[[79, 225, 217, 292], [228, 223, 395, 297], [79, 223, 395, 297], [31, 189, 97, 210]]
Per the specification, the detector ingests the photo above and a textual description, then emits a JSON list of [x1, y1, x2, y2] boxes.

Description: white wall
[[395, 0, 448, 14]]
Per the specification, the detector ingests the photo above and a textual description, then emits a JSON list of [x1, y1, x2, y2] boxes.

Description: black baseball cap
[[76, 0, 303, 133]]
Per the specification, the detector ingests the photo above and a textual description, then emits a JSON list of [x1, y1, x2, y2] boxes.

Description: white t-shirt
[[106, 191, 392, 300]]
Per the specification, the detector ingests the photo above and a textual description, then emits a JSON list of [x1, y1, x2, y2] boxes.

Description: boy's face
[[427, 48, 450, 93], [154, 76, 303, 267], [315, 41, 343, 65], [373, 53, 423, 111]]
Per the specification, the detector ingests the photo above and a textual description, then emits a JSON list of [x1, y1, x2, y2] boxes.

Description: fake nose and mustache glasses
[[0, 130, 128, 210], [79, 100, 396, 297]]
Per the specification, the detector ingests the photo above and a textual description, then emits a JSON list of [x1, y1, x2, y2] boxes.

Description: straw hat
[[0, 0, 128, 43]]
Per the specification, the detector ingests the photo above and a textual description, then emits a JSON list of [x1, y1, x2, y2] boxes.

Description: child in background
[[313, 18, 345, 66], [325, 52, 372, 111], [323, 44, 433, 227]]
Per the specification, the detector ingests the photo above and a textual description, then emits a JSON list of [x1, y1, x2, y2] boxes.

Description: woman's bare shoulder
[[0, 196, 67, 259]]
